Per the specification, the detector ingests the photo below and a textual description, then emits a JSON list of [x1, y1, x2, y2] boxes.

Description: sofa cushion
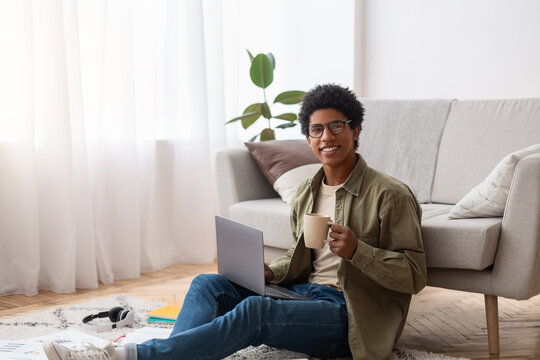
[[230, 200, 502, 271], [273, 164, 322, 205], [431, 98, 540, 204], [244, 140, 319, 186], [229, 199, 293, 249], [421, 204, 501, 270], [449, 143, 540, 218], [358, 99, 454, 203]]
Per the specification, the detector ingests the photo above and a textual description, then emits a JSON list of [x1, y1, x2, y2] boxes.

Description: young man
[[44, 84, 427, 360]]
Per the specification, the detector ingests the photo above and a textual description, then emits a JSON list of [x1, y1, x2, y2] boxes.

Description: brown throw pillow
[[245, 140, 319, 186]]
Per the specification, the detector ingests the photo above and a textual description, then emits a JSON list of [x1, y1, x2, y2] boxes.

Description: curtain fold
[[0, 0, 229, 296]]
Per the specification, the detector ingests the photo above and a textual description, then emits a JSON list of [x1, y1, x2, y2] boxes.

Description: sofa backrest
[[359, 99, 454, 203], [431, 98, 540, 204]]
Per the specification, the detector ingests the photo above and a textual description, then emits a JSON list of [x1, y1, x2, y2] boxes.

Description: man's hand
[[264, 263, 274, 283], [328, 224, 358, 260]]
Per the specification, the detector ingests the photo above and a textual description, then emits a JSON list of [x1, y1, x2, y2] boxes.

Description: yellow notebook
[[146, 305, 181, 320]]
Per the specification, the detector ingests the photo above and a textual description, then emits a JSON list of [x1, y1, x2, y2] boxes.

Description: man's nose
[[320, 125, 336, 140]]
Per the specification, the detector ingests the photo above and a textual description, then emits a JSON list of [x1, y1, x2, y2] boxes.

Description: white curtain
[[0, 0, 234, 296]]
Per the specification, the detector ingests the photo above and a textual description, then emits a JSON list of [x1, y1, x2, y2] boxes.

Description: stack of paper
[[0, 329, 106, 360]]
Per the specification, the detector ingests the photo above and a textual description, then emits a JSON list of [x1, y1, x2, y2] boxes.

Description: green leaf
[[250, 54, 274, 89], [273, 90, 305, 105], [241, 103, 262, 129], [276, 122, 297, 129], [243, 102, 262, 114], [248, 134, 259, 142], [260, 128, 275, 141], [225, 118, 241, 125], [227, 103, 262, 126], [226, 111, 258, 124], [261, 102, 272, 119], [273, 113, 297, 121], [267, 52, 275, 70], [247, 49, 254, 62]]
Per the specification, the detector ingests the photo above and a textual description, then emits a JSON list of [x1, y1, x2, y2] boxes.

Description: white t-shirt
[[307, 178, 342, 290]]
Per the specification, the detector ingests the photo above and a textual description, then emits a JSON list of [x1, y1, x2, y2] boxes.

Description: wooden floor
[[1, 263, 539, 360]]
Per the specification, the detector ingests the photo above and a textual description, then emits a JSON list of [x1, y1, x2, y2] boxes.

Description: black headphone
[[81, 306, 134, 332]]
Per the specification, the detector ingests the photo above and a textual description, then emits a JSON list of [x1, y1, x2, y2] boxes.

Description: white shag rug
[[0, 295, 468, 360]]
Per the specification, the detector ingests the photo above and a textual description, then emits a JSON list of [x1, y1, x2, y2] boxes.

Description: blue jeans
[[125, 274, 351, 360]]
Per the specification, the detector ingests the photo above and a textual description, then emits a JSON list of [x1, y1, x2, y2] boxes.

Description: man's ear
[[353, 127, 360, 140], [307, 135, 311, 145]]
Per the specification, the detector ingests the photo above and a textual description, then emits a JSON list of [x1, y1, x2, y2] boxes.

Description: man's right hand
[[264, 264, 274, 283]]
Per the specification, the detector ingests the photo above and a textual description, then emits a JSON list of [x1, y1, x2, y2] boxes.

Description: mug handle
[[324, 221, 336, 242]]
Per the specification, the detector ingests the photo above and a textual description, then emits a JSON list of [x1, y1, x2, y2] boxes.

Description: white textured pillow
[[449, 143, 540, 219], [273, 164, 322, 205]]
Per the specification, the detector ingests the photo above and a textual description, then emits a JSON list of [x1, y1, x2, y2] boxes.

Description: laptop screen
[[215, 216, 266, 296]]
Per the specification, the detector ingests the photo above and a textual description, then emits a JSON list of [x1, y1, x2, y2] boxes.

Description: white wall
[[358, 0, 540, 99]]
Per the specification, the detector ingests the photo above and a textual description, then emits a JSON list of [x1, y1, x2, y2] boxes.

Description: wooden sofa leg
[[484, 294, 500, 355]]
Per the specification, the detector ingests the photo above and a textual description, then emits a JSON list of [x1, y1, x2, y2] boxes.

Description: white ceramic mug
[[303, 213, 334, 249]]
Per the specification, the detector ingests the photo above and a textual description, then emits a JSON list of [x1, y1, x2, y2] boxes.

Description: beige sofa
[[215, 98, 540, 355]]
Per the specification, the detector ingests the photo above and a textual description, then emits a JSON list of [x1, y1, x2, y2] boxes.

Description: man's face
[[307, 108, 359, 169]]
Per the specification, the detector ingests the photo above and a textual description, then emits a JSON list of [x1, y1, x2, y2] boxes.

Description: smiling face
[[307, 108, 360, 180]]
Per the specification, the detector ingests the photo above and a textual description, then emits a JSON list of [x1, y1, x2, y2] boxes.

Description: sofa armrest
[[492, 153, 540, 299], [215, 147, 278, 216]]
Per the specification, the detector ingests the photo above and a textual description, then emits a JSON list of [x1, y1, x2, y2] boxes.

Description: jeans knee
[[191, 273, 229, 292], [192, 273, 223, 285]]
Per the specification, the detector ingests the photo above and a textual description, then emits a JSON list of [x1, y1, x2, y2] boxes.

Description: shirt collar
[[308, 154, 368, 197], [342, 154, 368, 196]]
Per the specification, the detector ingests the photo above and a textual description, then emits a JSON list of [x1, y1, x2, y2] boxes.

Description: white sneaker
[[43, 341, 118, 360]]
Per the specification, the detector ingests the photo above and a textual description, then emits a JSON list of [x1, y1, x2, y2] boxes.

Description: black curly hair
[[298, 84, 364, 149]]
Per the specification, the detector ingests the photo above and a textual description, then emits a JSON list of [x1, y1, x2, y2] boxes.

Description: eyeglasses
[[308, 120, 352, 138]]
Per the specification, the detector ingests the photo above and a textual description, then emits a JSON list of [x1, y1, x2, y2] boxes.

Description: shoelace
[[65, 342, 112, 360]]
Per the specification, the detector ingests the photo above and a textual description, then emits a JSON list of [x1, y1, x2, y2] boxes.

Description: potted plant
[[227, 50, 305, 141]]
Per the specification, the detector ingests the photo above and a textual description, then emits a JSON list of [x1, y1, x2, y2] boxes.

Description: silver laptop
[[215, 216, 310, 300]]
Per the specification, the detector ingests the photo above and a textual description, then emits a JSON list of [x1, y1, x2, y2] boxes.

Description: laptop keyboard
[[265, 285, 306, 300]]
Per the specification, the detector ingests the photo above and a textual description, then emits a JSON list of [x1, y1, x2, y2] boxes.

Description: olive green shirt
[[268, 155, 427, 360]]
